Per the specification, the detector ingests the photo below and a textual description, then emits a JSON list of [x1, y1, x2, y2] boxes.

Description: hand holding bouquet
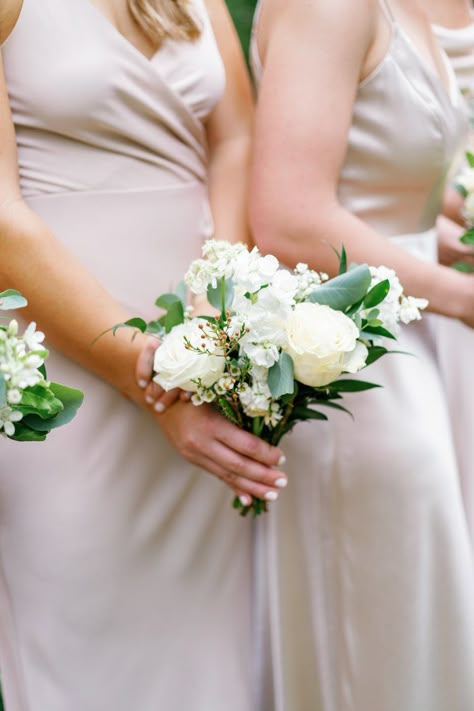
[[117, 241, 427, 517], [0, 290, 83, 441]]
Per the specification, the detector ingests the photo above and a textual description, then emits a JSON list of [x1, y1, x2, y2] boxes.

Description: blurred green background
[[0, 6, 255, 711], [226, 0, 258, 60]]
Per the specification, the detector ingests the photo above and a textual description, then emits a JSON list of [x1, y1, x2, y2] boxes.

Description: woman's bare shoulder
[[0, 0, 24, 46]]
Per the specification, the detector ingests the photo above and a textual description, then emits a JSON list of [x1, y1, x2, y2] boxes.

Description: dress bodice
[[251, 2, 466, 237], [1, 0, 225, 196]]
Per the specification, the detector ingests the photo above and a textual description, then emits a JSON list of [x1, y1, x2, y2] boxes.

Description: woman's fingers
[[216, 419, 285, 469], [194, 453, 280, 502], [209, 439, 287, 490], [152, 387, 183, 413], [136, 336, 160, 389]]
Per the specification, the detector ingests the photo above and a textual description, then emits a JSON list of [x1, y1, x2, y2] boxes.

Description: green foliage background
[[0, 5, 256, 710], [226, 0, 258, 60]]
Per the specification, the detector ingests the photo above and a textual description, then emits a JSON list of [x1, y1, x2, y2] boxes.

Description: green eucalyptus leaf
[[155, 293, 182, 310], [268, 352, 294, 399], [327, 379, 381, 393], [0, 289, 28, 311], [364, 279, 390, 309], [145, 320, 165, 336], [309, 265, 372, 311], [207, 277, 234, 312], [455, 183, 468, 198], [163, 301, 185, 333], [8, 421, 49, 442], [175, 281, 187, 306], [23, 383, 83, 431]]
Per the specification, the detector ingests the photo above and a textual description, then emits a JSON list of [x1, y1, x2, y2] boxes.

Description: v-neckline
[[80, 0, 160, 64]]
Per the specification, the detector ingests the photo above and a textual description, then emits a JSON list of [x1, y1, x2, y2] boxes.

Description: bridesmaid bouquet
[[454, 151, 474, 272], [0, 290, 83, 441], [116, 240, 427, 517]]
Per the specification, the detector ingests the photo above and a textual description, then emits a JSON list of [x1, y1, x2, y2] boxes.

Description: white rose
[[284, 303, 360, 387], [343, 341, 368, 374], [153, 320, 225, 392]]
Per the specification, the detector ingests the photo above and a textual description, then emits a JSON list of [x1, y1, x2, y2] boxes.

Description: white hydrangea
[[0, 320, 48, 436]]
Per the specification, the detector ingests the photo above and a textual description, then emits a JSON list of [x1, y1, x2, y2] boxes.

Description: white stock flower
[[185, 240, 248, 295], [232, 249, 279, 294], [367, 265, 404, 335], [239, 380, 273, 418], [284, 303, 361, 387], [399, 296, 428, 324], [240, 341, 280, 368], [0, 404, 23, 437], [153, 319, 225, 392]]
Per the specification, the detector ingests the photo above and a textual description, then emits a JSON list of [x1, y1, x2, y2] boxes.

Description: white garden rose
[[284, 303, 361, 387], [153, 320, 225, 392]]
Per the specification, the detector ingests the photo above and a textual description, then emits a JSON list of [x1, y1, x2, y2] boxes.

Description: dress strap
[[379, 0, 396, 23]]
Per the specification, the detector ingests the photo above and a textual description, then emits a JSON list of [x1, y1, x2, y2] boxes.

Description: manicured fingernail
[[278, 455, 286, 467], [138, 379, 148, 389], [240, 495, 251, 506], [145, 395, 154, 405], [265, 491, 279, 502], [275, 477, 288, 489], [154, 402, 166, 413]]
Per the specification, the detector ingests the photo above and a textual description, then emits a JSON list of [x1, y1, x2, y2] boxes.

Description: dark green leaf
[[111, 317, 147, 337], [359, 325, 397, 340], [292, 406, 328, 421], [311, 400, 353, 417], [460, 228, 474, 246], [338, 245, 347, 275], [23, 383, 83, 431], [364, 279, 390, 309], [0, 289, 28, 310], [365, 345, 389, 366], [268, 352, 294, 399], [309, 265, 372, 311], [327, 379, 381, 393], [8, 421, 48, 442]]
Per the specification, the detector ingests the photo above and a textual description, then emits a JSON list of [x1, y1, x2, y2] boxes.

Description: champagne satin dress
[[251, 2, 474, 710], [433, 18, 474, 546], [0, 2, 254, 709]]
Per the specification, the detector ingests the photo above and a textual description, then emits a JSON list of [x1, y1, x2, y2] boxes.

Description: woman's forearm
[[252, 197, 472, 322], [0, 199, 147, 403]]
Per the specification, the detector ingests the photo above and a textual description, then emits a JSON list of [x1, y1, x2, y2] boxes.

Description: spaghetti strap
[[379, 0, 395, 23]]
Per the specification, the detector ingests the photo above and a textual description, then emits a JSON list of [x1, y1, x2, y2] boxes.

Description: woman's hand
[[155, 400, 287, 505], [437, 214, 474, 269], [135, 336, 189, 413]]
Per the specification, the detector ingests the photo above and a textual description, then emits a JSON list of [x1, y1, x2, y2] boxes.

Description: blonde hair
[[127, 0, 201, 48]]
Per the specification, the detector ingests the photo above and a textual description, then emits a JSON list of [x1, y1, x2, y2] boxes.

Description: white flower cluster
[[294, 262, 328, 300], [457, 167, 474, 225], [367, 266, 428, 336], [0, 320, 47, 436], [239, 366, 282, 427]]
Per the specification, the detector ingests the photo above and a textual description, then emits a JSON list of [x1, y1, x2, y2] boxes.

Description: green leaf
[[338, 245, 348, 275], [327, 379, 381, 393], [292, 406, 328, 421], [452, 261, 474, 274], [110, 317, 147, 337], [309, 265, 372, 311], [312, 400, 353, 417], [466, 151, 474, 168], [0, 372, 5, 405], [155, 293, 182, 310], [8, 421, 48, 442], [460, 228, 474, 246], [365, 345, 389, 366], [16, 384, 63, 419], [207, 277, 234, 312], [23, 383, 83, 431], [359, 325, 397, 340], [364, 279, 390, 309], [175, 281, 187, 306], [0, 289, 28, 310], [455, 183, 468, 198], [145, 320, 165, 336], [218, 398, 240, 426], [163, 300, 185, 333], [268, 352, 294, 399]]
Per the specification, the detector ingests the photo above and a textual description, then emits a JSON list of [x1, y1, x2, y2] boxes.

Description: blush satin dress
[[251, 1, 474, 710], [0, 1, 254, 709]]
